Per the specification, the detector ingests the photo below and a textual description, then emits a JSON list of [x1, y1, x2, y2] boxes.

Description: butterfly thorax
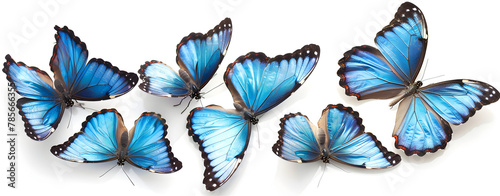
[[390, 81, 423, 107], [409, 81, 423, 94], [117, 151, 126, 166], [62, 93, 74, 107], [234, 102, 259, 125], [321, 149, 330, 163], [54, 79, 74, 107], [243, 110, 258, 125], [117, 158, 126, 166], [189, 84, 202, 100]]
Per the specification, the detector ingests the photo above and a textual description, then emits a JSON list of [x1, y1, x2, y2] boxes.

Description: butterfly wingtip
[[5, 54, 12, 60], [53, 25, 70, 33]]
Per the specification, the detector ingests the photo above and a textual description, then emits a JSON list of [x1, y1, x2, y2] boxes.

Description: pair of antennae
[[100, 164, 135, 186], [316, 162, 351, 187], [420, 59, 444, 82], [66, 101, 98, 128]]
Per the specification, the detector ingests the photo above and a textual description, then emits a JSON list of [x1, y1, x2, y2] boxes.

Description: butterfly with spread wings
[[187, 44, 320, 191], [273, 104, 401, 169], [3, 26, 138, 141], [138, 18, 232, 110], [51, 109, 182, 176], [338, 2, 499, 156]]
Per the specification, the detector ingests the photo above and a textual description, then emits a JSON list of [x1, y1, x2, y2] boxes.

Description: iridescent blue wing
[[17, 98, 64, 141], [338, 45, 407, 99], [50, 26, 88, 91], [272, 113, 323, 163], [3, 55, 65, 141], [375, 2, 427, 83], [321, 104, 401, 168], [50, 109, 123, 162], [187, 105, 250, 191], [68, 58, 138, 100], [126, 112, 182, 173], [338, 2, 427, 100], [225, 44, 319, 115], [51, 26, 137, 100], [177, 18, 232, 90], [394, 80, 500, 156], [138, 60, 191, 97], [419, 80, 500, 125]]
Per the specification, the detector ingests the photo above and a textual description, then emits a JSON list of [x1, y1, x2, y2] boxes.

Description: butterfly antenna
[[204, 82, 224, 94], [99, 164, 118, 178], [67, 107, 73, 128], [74, 100, 98, 112], [328, 161, 350, 173], [121, 165, 135, 186], [181, 98, 194, 114], [317, 163, 327, 188], [199, 98, 204, 108], [419, 58, 430, 81], [256, 125, 261, 149], [422, 74, 445, 82]]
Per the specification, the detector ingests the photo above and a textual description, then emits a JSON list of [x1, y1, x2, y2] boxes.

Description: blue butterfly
[[138, 18, 232, 107], [3, 26, 138, 141], [51, 109, 182, 174], [187, 44, 320, 191], [273, 104, 401, 169], [337, 2, 499, 156]]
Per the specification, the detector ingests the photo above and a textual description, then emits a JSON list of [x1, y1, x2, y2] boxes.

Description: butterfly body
[[338, 2, 499, 156]]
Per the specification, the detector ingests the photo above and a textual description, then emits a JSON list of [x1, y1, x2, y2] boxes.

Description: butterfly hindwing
[[51, 109, 124, 162], [272, 113, 323, 163], [126, 112, 182, 173], [18, 98, 64, 141], [187, 105, 250, 191], [4, 55, 65, 140], [177, 18, 232, 89], [138, 60, 191, 97], [225, 44, 320, 115]]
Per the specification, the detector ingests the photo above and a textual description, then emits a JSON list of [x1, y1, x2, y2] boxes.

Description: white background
[[1, 0, 499, 195]]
